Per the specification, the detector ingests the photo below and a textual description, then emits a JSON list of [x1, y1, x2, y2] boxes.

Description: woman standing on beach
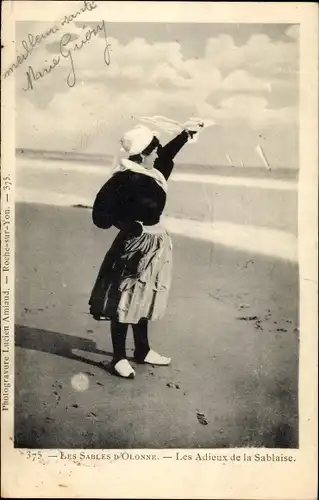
[[89, 121, 202, 378]]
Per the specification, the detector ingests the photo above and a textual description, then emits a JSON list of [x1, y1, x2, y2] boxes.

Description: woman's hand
[[186, 129, 197, 139], [184, 119, 204, 139]]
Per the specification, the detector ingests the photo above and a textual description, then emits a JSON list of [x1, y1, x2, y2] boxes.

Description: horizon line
[[15, 147, 299, 171]]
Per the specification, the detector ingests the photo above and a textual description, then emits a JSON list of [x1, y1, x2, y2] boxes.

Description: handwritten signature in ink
[[2, 0, 97, 80], [22, 20, 111, 91]]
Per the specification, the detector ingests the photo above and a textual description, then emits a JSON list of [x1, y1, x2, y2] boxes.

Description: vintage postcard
[[1, 1, 318, 498]]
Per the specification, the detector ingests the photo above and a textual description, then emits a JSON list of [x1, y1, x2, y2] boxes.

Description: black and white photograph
[[2, 2, 319, 499], [11, 8, 302, 451]]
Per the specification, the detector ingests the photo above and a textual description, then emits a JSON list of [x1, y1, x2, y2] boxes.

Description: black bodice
[[92, 131, 189, 230]]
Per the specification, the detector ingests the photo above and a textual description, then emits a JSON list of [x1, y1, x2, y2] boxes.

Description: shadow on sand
[[15, 324, 118, 371]]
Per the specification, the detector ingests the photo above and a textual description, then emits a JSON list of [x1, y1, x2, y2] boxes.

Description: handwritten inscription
[[22, 20, 111, 91], [2, 0, 98, 80]]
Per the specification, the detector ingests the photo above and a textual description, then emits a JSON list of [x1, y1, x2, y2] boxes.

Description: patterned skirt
[[89, 223, 173, 324]]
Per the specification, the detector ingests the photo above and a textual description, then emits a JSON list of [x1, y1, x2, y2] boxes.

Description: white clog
[[143, 349, 171, 366], [113, 359, 136, 379]]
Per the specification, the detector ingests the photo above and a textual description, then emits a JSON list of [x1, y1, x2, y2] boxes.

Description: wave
[[15, 191, 298, 263], [15, 148, 298, 180]]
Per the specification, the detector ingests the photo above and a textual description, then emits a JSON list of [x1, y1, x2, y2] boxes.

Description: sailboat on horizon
[[226, 154, 234, 167], [255, 144, 271, 171]]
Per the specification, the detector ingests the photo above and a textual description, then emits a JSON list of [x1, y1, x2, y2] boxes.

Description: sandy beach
[[15, 194, 299, 449], [7, 14, 315, 499]]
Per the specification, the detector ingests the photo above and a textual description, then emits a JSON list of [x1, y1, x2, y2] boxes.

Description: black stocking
[[111, 320, 128, 363], [132, 318, 150, 362]]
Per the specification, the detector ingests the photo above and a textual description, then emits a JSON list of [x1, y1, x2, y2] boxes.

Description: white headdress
[[120, 125, 160, 156]]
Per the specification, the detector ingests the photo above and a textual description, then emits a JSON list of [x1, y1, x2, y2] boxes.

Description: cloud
[[220, 70, 269, 92], [16, 22, 299, 157], [211, 94, 297, 129]]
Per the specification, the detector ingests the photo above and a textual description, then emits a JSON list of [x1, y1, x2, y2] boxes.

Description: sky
[[14, 20, 299, 167]]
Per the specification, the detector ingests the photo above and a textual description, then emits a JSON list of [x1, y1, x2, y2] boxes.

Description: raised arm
[[154, 130, 190, 180]]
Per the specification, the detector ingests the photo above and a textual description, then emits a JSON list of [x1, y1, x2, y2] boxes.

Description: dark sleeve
[[93, 172, 143, 231], [154, 130, 189, 180], [92, 173, 122, 229]]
